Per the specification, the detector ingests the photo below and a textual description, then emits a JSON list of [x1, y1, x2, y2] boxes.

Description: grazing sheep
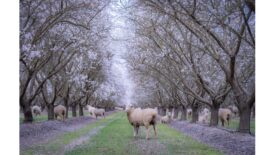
[[160, 113, 172, 124], [87, 105, 105, 119], [54, 105, 66, 121], [219, 108, 232, 126], [32, 105, 41, 116], [93, 108, 105, 119], [126, 107, 158, 140]]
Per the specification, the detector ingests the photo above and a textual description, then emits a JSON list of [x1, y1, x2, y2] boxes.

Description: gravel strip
[[170, 121, 255, 155]]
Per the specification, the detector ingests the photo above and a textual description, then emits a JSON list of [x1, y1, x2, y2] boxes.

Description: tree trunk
[[22, 103, 33, 123], [163, 108, 167, 116], [191, 104, 199, 123], [173, 107, 179, 119], [251, 103, 255, 118], [64, 99, 69, 118], [79, 104, 84, 116], [47, 104, 54, 120], [65, 104, 69, 118], [180, 105, 187, 120], [239, 107, 251, 133], [210, 104, 220, 126], [72, 105, 77, 117]]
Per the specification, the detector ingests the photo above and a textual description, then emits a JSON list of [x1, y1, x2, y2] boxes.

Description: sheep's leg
[[136, 126, 139, 136], [133, 126, 137, 137], [145, 126, 150, 140], [153, 125, 157, 138], [221, 119, 224, 126]]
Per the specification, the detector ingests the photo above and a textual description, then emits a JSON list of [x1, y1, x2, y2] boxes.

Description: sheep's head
[[125, 107, 134, 116]]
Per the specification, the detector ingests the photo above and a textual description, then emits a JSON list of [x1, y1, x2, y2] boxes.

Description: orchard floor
[[170, 121, 255, 155], [20, 111, 254, 155]]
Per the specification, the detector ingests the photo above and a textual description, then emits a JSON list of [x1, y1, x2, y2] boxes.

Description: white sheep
[[54, 105, 66, 121], [126, 107, 158, 140], [32, 105, 41, 116], [198, 108, 210, 123], [115, 107, 124, 111], [86, 105, 105, 119], [198, 113, 209, 123], [201, 108, 210, 115], [160, 113, 172, 124], [219, 108, 232, 126]]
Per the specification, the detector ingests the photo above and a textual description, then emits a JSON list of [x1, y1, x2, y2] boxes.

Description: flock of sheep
[[30, 104, 239, 140], [125, 105, 239, 139], [30, 105, 106, 121]]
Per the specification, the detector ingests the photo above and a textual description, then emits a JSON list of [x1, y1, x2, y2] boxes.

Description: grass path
[[22, 112, 222, 155], [21, 112, 120, 155], [65, 112, 222, 155]]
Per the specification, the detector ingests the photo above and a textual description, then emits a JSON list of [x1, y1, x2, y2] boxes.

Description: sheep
[[187, 108, 192, 119], [32, 105, 41, 116], [86, 105, 105, 119], [115, 107, 124, 111], [93, 108, 105, 119], [160, 113, 172, 124], [198, 113, 209, 123], [219, 108, 232, 126], [201, 108, 210, 115], [54, 105, 66, 121], [126, 107, 158, 140], [198, 108, 210, 123]]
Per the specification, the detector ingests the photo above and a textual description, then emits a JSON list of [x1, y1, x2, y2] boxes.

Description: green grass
[[186, 115, 255, 134], [66, 113, 221, 155], [220, 117, 255, 134], [22, 112, 222, 155], [157, 124, 222, 155], [20, 111, 91, 123], [65, 112, 139, 155], [21, 112, 121, 155]]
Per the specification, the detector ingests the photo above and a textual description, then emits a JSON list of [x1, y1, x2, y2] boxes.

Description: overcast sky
[[107, 0, 134, 106]]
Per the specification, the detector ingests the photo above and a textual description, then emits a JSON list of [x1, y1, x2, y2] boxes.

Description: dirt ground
[[170, 120, 255, 155]]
